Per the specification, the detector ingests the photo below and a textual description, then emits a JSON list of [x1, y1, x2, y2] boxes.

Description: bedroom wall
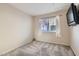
[[70, 25, 79, 56], [34, 7, 70, 46], [69, 4, 79, 56], [0, 4, 33, 55]]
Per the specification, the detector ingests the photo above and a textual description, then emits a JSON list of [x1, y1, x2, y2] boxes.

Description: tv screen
[[66, 3, 79, 26]]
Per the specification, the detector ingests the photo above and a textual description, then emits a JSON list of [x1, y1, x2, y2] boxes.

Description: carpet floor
[[2, 41, 75, 56]]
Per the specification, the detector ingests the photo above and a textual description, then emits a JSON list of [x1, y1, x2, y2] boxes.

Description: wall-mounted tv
[[66, 3, 79, 26]]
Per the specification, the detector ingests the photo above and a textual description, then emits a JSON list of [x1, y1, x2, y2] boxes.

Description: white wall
[[0, 4, 33, 55], [70, 25, 79, 55], [34, 8, 70, 46]]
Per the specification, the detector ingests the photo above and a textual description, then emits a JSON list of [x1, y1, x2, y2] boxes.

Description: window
[[39, 16, 59, 32]]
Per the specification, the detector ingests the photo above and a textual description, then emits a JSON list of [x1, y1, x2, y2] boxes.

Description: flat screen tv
[[66, 3, 79, 26]]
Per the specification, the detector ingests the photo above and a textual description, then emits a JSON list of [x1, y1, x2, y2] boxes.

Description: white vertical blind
[[56, 16, 61, 39]]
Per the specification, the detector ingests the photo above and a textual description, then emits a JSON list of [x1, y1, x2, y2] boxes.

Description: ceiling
[[9, 3, 70, 16]]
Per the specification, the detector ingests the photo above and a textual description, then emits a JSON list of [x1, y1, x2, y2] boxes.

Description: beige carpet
[[2, 41, 75, 56]]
